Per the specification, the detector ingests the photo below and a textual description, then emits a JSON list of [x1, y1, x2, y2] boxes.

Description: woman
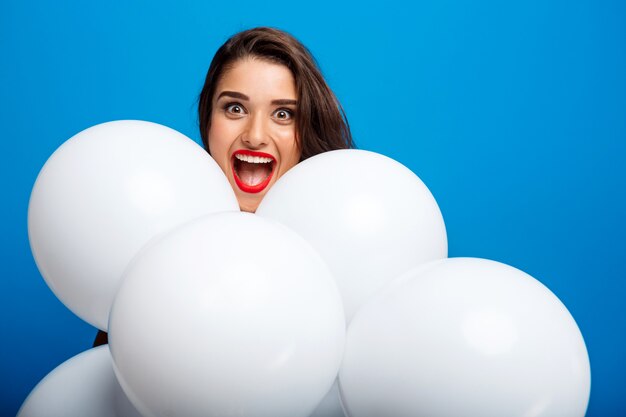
[[198, 26, 354, 212], [94, 26, 353, 346]]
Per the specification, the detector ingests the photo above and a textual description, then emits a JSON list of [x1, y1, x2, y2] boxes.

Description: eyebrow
[[271, 99, 297, 106], [217, 91, 249, 101], [216, 91, 297, 106]]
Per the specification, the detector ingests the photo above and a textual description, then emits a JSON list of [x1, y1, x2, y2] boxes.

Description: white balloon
[[17, 346, 142, 417], [28, 120, 238, 330], [257, 149, 447, 322], [109, 212, 345, 417], [339, 258, 591, 417], [309, 380, 346, 417]]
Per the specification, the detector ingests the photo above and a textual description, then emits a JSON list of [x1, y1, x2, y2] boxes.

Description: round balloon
[[109, 212, 345, 417], [257, 149, 447, 322], [17, 346, 141, 417], [309, 381, 347, 417], [28, 120, 238, 330], [339, 258, 591, 417]]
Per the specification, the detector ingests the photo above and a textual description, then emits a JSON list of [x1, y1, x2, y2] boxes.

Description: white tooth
[[235, 154, 274, 163]]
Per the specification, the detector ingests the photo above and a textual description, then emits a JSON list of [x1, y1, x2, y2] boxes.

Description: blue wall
[[2, 1, 624, 416]]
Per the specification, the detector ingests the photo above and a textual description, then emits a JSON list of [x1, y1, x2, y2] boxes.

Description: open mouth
[[231, 150, 276, 193]]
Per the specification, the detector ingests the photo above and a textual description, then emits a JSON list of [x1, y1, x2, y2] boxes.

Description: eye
[[272, 108, 294, 122], [224, 103, 247, 118]]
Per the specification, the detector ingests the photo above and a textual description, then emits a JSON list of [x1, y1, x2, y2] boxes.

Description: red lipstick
[[231, 150, 276, 194]]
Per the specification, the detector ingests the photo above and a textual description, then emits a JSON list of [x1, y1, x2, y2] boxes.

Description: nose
[[241, 112, 268, 149]]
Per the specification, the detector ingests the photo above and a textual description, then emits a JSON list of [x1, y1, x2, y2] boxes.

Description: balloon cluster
[[21, 121, 590, 417]]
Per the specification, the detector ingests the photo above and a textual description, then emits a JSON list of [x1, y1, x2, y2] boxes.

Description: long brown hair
[[198, 27, 353, 160]]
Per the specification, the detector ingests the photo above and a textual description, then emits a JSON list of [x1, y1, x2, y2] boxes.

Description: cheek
[[285, 145, 300, 170], [287, 141, 302, 171], [277, 129, 301, 171], [207, 119, 231, 166]]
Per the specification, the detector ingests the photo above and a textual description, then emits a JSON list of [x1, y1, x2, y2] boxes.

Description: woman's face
[[207, 58, 301, 213]]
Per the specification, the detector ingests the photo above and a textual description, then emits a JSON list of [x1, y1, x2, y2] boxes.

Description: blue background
[[1, 1, 624, 416]]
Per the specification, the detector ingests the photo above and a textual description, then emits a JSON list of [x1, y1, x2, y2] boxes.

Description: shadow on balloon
[[17, 346, 141, 417]]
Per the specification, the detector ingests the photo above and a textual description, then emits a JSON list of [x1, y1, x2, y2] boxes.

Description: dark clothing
[[93, 330, 108, 347]]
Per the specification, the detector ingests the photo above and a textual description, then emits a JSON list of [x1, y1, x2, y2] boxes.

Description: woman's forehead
[[215, 58, 296, 100]]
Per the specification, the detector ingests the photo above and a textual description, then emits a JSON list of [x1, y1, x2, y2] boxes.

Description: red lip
[[231, 150, 276, 194]]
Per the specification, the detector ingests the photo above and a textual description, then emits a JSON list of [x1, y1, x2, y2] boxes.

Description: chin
[[237, 197, 261, 213]]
